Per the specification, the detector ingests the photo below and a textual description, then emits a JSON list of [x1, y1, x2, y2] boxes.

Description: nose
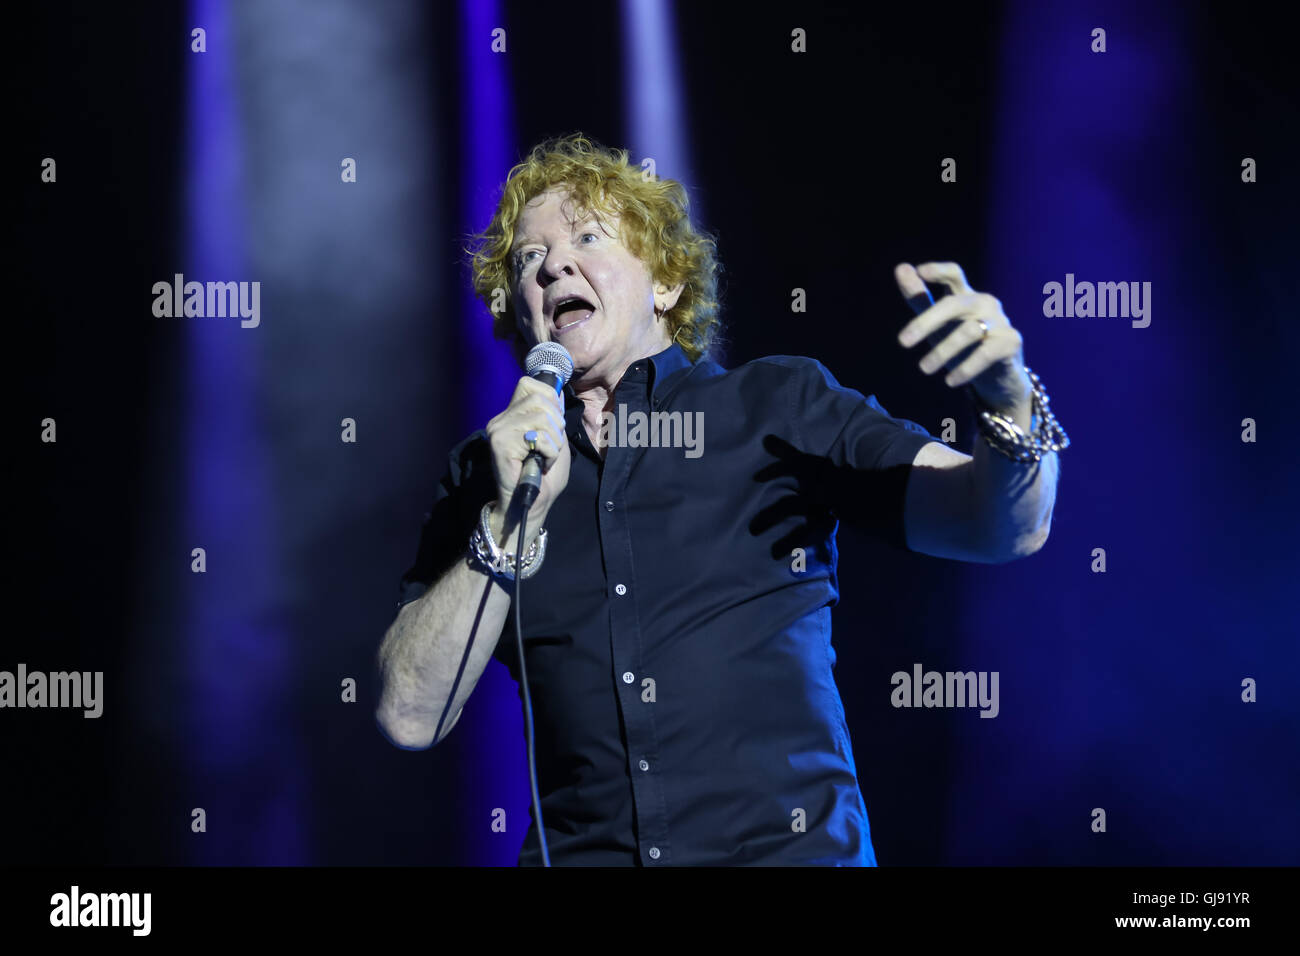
[[542, 254, 573, 282]]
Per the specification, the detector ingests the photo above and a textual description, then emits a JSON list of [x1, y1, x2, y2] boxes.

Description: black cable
[[428, 584, 487, 747], [513, 505, 551, 867]]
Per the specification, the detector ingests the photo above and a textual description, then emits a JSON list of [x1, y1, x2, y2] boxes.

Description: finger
[[513, 374, 556, 396], [898, 292, 978, 349], [491, 381, 560, 433], [916, 261, 976, 298], [511, 397, 566, 439], [894, 262, 933, 313], [511, 374, 565, 407], [917, 317, 989, 375], [488, 410, 563, 460], [511, 423, 564, 468], [532, 429, 564, 471], [509, 376, 539, 403], [501, 387, 566, 429], [541, 435, 570, 473], [942, 330, 1018, 387]]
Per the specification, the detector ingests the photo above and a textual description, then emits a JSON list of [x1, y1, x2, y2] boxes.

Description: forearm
[[967, 396, 1059, 560], [375, 507, 539, 749]]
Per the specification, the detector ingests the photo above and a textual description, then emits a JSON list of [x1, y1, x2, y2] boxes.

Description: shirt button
[[615, 583, 627, 596], [639, 758, 650, 771], [648, 847, 661, 860], [622, 671, 634, 684], [604, 500, 614, 512]]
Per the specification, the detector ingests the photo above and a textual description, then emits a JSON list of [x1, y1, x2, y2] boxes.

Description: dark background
[[10, 0, 1298, 866]]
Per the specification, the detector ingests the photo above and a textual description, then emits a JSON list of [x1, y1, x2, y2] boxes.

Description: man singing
[[375, 133, 1064, 866]]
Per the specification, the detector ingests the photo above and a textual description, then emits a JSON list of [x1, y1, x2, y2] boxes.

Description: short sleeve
[[397, 431, 497, 609], [779, 357, 943, 550]]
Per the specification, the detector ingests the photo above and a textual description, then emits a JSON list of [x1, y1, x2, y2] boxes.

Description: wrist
[[1002, 396, 1034, 433], [489, 499, 545, 550], [469, 501, 549, 583], [972, 366, 1070, 464], [973, 391, 1033, 433]]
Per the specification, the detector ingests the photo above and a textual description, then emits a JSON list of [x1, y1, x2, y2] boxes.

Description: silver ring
[[524, 430, 538, 452], [975, 318, 991, 340]]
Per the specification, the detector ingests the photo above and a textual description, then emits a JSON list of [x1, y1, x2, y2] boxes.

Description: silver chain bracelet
[[973, 367, 1070, 464], [468, 502, 548, 582]]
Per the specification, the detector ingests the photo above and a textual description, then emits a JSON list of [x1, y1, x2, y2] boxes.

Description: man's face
[[511, 187, 676, 385]]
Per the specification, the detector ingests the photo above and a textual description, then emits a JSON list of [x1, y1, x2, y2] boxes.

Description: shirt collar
[[645, 341, 694, 400], [561, 340, 696, 415]]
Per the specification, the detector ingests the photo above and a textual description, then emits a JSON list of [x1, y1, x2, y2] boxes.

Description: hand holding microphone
[[484, 342, 575, 538]]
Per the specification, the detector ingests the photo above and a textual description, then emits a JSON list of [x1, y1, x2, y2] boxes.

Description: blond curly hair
[[465, 132, 722, 363]]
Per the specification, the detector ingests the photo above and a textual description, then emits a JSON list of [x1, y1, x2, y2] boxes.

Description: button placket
[[597, 369, 671, 867]]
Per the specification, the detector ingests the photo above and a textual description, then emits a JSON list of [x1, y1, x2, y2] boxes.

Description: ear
[[655, 280, 686, 314]]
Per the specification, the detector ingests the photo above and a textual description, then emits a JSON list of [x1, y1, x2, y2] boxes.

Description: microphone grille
[[525, 341, 575, 387]]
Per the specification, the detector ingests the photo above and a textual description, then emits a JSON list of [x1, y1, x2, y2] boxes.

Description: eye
[[580, 231, 598, 243]]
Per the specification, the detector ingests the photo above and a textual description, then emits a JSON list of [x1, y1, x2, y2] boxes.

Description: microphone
[[515, 341, 575, 510]]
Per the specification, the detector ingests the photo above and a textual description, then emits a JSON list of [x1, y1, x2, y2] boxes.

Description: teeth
[[554, 296, 591, 314]]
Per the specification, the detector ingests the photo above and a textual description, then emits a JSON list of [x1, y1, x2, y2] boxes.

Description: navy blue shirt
[[398, 342, 941, 865]]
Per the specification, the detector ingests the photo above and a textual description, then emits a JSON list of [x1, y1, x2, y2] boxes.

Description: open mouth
[[552, 295, 596, 333]]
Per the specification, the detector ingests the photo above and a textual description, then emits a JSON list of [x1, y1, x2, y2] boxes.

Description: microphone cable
[[512, 503, 551, 866], [500, 342, 572, 867]]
